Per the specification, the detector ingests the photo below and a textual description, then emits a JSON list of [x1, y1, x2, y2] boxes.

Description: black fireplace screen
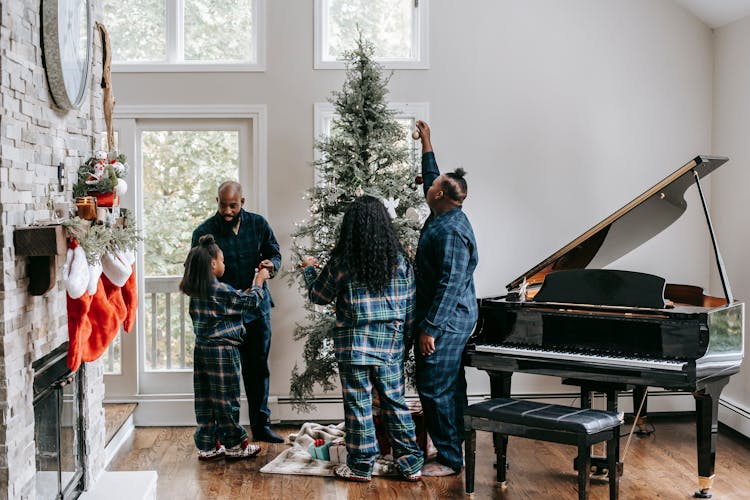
[[33, 343, 85, 500]]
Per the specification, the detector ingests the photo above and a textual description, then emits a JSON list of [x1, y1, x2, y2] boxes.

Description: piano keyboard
[[474, 344, 688, 371]]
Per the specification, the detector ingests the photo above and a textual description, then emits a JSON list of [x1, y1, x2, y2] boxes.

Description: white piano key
[[474, 344, 687, 371]]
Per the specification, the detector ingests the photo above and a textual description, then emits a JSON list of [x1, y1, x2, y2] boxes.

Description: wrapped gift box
[[309, 441, 332, 461], [328, 439, 347, 464]]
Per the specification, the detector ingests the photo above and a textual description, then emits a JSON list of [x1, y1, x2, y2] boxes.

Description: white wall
[[113, 0, 716, 418], [712, 15, 750, 435]]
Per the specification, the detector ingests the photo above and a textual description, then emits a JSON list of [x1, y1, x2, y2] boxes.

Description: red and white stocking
[[121, 265, 137, 333], [82, 277, 120, 362], [64, 240, 92, 371]]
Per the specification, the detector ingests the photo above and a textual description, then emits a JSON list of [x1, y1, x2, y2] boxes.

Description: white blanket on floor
[[260, 422, 397, 477]]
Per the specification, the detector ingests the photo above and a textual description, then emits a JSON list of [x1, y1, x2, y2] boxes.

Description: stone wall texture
[[0, 1, 106, 497]]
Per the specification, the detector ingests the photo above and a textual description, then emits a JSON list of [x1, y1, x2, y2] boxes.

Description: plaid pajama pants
[[193, 344, 248, 451], [415, 328, 472, 471], [338, 362, 424, 477]]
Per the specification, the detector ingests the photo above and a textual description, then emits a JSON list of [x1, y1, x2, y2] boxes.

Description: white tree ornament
[[382, 197, 399, 219]]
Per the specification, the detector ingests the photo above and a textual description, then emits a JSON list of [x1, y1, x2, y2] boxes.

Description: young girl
[[301, 196, 424, 482], [180, 234, 270, 461]]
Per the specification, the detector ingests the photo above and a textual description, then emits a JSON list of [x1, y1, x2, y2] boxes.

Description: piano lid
[[507, 155, 729, 291]]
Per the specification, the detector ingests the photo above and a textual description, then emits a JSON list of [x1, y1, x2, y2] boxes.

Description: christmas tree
[[289, 35, 424, 409]]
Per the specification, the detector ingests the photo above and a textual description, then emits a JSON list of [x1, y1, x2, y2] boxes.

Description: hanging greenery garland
[[63, 210, 140, 265]]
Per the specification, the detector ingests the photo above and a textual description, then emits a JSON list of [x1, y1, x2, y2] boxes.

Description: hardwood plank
[[104, 403, 138, 445], [107, 417, 750, 499]]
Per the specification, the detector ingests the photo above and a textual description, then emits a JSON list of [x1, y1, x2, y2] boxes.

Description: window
[[314, 0, 429, 69], [142, 128, 241, 371], [104, 107, 267, 403], [103, 0, 265, 72]]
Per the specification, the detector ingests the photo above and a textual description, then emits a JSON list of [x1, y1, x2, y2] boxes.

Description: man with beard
[[191, 181, 283, 443]]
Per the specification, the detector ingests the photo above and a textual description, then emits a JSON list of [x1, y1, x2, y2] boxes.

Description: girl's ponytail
[[199, 234, 215, 247], [180, 234, 221, 298]]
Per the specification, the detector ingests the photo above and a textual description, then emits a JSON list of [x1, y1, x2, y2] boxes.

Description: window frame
[[313, 101, 430, 184], [104, 105, 268, 402], [111, 0, 266, 73], [313, 0, 429, 70]]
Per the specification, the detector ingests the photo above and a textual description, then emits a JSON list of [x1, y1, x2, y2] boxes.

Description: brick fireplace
[[0, 1, 108, 498]]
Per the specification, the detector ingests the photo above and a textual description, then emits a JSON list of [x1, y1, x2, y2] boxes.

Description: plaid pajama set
[[190, 281, 265, 452], [192, 209, 282, 431], [415, 151, 479, 472], [304, 255, 424, 478]]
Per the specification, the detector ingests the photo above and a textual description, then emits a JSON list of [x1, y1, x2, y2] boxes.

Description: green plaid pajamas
[[339, 362, 424, 477], [305, 254, 423, 476], [193, 344, 248, 451]]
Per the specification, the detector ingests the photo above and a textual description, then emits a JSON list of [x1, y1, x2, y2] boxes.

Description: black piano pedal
[[634, 415, 655, 436], [574, 457, 623, 477], [590, 464, 608, 479]]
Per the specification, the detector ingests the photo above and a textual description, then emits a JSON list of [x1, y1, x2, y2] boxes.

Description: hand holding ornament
[[415, 120, 432, 153], [300, 256, 319, 268], [253, 267, 271, 287]]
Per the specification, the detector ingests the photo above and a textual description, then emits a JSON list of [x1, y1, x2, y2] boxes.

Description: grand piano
[[466, 155, 744, 499]]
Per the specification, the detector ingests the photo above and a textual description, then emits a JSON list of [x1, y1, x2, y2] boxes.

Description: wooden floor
[[108, 416, 750, 499], [104, 403, 138, 445]]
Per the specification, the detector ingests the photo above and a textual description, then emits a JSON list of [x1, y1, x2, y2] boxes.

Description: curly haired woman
[[301, 195, 424, 482]]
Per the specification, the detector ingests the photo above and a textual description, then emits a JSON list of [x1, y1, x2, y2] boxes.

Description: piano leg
[[692, 377, 729, 499], [580, 386, 592, 409], [496, 434, 509, 487], [567, 380, 624, 478], [489, 372, 512, 485], [632, 386, 653, 435], [489, 371, 512, 398]]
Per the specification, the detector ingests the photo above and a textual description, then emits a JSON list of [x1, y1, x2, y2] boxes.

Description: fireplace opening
[[33, 343, 86, 500]]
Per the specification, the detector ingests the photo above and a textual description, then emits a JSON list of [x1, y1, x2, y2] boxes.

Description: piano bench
[[464, 398, 622, 500]]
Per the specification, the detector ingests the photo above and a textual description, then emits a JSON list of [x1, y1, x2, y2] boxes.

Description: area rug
[[260, 422, 398, 477]]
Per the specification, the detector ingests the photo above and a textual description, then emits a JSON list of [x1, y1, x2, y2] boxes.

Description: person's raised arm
[[416, 120, 433, 154], [416, 120, 440, 196]]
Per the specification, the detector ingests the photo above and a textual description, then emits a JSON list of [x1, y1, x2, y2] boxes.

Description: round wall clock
[[42, 0, 92, 110]]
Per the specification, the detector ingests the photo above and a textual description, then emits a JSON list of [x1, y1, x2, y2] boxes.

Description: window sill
[[314, 59, 429, 70], [112, 63, 266, 73]]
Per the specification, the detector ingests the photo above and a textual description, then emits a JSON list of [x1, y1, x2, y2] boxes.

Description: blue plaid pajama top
[[415, 152, 479, 338], [303, 255, 415, 365], [189, 281, 265, 346]]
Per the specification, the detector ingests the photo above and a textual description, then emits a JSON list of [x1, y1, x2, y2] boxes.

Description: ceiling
[[673, 0, 750, 28]]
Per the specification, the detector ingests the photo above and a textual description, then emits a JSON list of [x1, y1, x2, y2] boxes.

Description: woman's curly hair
[[331, 195, 404, 293]]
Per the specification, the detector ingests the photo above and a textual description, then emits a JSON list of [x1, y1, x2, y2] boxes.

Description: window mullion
[[166, 0, 183, 63], [411, 0, 420, 60]]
